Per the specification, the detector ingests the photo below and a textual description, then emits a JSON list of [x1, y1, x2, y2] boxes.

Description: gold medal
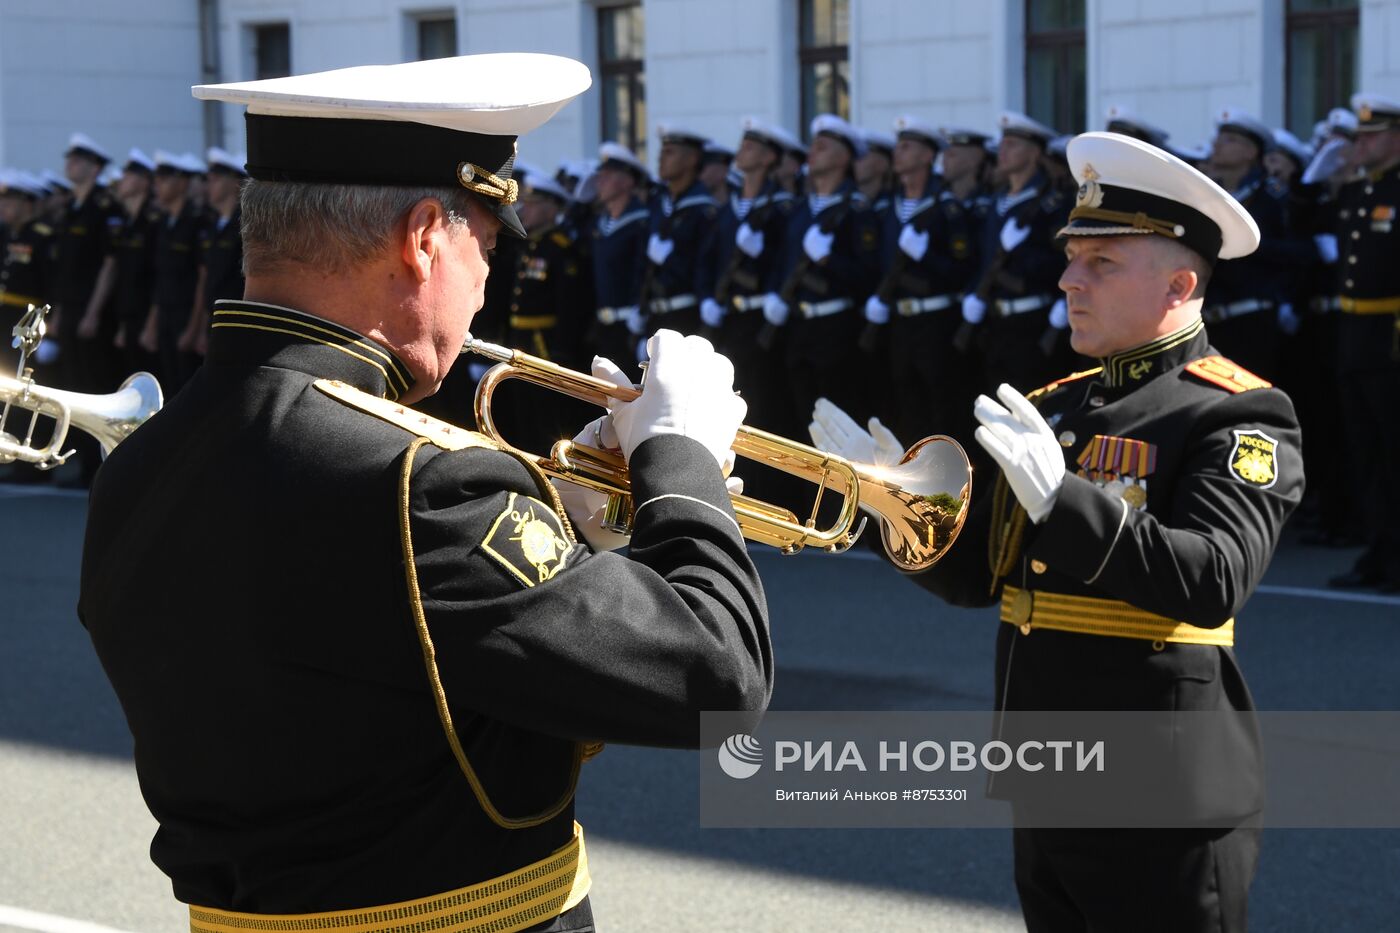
[[1122, 483, 1147, 509], [1058, 431, 1076, 448]]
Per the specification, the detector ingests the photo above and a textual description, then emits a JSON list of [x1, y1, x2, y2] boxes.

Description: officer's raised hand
[[973, 383, 1065, 523], [808, 397, 904, 467]]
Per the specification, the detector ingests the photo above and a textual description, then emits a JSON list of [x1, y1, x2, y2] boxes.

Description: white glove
[[973, 384, 1066, 524], [700, 297, 725, 329], [898, 224, 930, 262], [735, 222, 765, 258], [466, 361, 491, 382], [762, 292, 789, 327], [961, 293, 987, 324], [1301, 137, 1347, 186], [1277, 302, 1301, 336], [554, 413, 630, 552], [864, 294, 890, 325], [1313, 233, 1339, 265], [802, 224, 835, 263], [620, 305, 645, 335], [999, 216, 1032, 252], [647, 232, 675, 266], [604, 329, 747, 468], [1048, 297, 1068, 330], [808, 397, 904, 467]]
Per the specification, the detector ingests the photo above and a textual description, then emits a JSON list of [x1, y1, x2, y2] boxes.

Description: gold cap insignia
[[1076, 163, 1104, 209]]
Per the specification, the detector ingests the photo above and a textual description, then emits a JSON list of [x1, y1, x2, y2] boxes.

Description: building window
[[412, 12, 458, 61], [1024, 0, 1085, 135], [1286, 0, 1358, 139], [799, 0, 850, 134], [252, 23, 290, 80], [599, 3, 646, 163]]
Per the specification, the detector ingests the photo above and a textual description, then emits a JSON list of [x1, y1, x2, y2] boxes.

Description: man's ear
[[401, 197, 447, 284], [1164, 265, 1199, 310]]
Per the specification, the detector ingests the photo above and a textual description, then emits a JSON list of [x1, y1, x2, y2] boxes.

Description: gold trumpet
[[461, 337, 971, 571]]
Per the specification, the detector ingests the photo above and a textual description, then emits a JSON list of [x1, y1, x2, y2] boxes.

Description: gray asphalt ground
[[2, 480, 1398, 932]]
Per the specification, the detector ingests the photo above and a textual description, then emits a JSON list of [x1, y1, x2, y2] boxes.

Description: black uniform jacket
[[1, 216, 55, 309], [79, 300, 772, 913], [875, 182, 978, 301], [1333, 161, 1400, 370], [974, 171, 1068, 303], [906, 320, 1303, 821]]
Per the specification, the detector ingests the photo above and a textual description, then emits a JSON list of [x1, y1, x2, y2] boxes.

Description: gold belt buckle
[[1011, 589, 1033, 634]]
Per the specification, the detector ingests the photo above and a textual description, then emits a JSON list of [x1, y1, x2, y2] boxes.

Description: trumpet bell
[[855, 436, 972, 572], [0, 370, 163, 467]]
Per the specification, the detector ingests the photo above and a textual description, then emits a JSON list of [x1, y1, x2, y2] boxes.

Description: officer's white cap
[[597, 141, 648, 178], [1327, 107, 1359, 139], [1104, 105, 1169, 147], [1062, 131, 1260, 262], [193, 53, 591, 239], [656, 124, 708, 149], [1270, 129, 1312, 166], [810, 113, 867, 159], [124, 148, 157, 173], [1351, 93, 1400, 133], [65, 132, 112, 164], [940, 126, 992, 148], [861, 127, 897, 155], [740, 117, 789, 154], [0, 169, 49, 200], [206, 146, 248, 175], [893, 115, 941, 149], [998, 111, 1057, 143], [1215, 108, 1274, 152]]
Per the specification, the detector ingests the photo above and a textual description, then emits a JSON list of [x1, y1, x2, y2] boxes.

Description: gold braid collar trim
[[458, 162, 520, 205], [1068, 205, 1184, 239]]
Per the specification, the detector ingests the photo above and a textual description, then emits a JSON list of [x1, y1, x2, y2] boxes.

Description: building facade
[[1, 0, 1396, 177]]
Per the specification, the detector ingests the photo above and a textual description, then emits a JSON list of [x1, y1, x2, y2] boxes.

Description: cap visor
[[493, 201, 527, 239]]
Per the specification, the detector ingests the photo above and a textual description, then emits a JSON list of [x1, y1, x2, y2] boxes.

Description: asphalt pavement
[[2, 481, 1398, 932]]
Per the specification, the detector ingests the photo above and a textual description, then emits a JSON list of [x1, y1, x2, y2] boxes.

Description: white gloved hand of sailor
[[808, 397, 905, 467], [802, 224, 835, 263], [973, 383, 1066, 524], [602, 329, 747, 469], [646, 232, 675, 266], [762, 292, 790, 327], [1313, 233, 1339, 265], [961, 293, 987, 324], [898, 224, 930, 262], [735, 222, 765, 258], [700, 297, 725, 329], [554, 411, 632, 553], [999, 216, 1032, 252], [863, 294, 891, 325]]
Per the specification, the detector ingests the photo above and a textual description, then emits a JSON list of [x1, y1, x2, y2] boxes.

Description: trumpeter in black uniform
[[80, 54, 770, 932], [962, 112, 1070, 396], [109, 149, 163, 376], [763, 113, 882, 428], [1326, 94, 1400, 592], [192, 147, 248, 358], [639, 125, 718, 344], [862, 115, 979, 444], [813, 131, 1302, 933], [588, 141, 650, 379], [0, 171, 57, 375]]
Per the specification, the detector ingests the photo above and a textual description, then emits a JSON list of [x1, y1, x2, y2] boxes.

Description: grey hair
[[239, 179, 477, 275]]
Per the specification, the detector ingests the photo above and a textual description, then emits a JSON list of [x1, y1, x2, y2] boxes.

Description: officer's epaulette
[[549, 230, 573, 249], [1026, 366, 1102, 405], [1184, 356, 1272, 393], [314, 379, 499, 451]]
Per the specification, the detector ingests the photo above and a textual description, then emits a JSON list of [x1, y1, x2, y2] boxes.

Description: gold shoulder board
[[1184, 356, 1272, 394], [314, 379, 498, 451], [1026, 366, 1103, 404]]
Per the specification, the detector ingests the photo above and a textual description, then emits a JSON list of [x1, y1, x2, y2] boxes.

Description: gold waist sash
[[1338, 296, 1400, 315], [1000, 586, 1234, 647], [189, 821, 590, 933]]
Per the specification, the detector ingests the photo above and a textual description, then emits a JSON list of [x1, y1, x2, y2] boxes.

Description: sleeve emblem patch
[[482, 492, 574, 587], [1228, 429, 1279, 488]]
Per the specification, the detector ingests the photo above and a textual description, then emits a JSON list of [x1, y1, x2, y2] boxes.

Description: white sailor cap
[[98, 164, 124, 187], [772, 124, 807, 159], [1169, 140, 1212, 166], [998, 111, 1057, 144], [556, 159, 595, 182], [740, 116, 790, 154], [1351, 93, 1400, 133], [520, 171, 571, 204], [1048, 135, 1072, 159], [1270, 129, 1312, 166], [193, 53, 592, 239], [40, 169, 71, 194], [181, 152, 209, 175], [153, 149, 184, 172], [206, 146, 248, 176], [657, 124, 708, 149], [1215, 108, 1274, 152], [597, 141, 648, 179], [65, 132, 112, 164], [703, 140, 735, 165], [1104, 105, 1169, 147], [940, 126, 992, 149], [892, 115, 941, 149], [124, 148, 157, 174], [861, 127, 897, 156], [1062, 131, 1259, 262], [0, 169, 49, 200], [810, 113, 866, 158], [1327, 107, 1359, 139], [511, 159, 548, 183]]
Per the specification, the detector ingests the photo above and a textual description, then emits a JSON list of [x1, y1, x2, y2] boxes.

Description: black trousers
[[1336, 313, 1400, 584], [523, 895, 594, 932], [1013, 822, 1260, 933]]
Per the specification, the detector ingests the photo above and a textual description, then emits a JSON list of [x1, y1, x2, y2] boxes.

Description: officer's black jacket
[[200, 208, 245, 313], [506, 221, 588, 367], [54, 186, 123, 330], [1, 215, 55, 308], [153, 201, 208, 322], [79, 300, 772, 912], [973, 170, 1068, 302], [111, 199, 162, 329], [1334, 162, 1400, 303], [906, 321, 1302, 819]]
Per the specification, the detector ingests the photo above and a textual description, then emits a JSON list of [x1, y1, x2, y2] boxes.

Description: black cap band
[[1061, 181, 1223, 264]]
